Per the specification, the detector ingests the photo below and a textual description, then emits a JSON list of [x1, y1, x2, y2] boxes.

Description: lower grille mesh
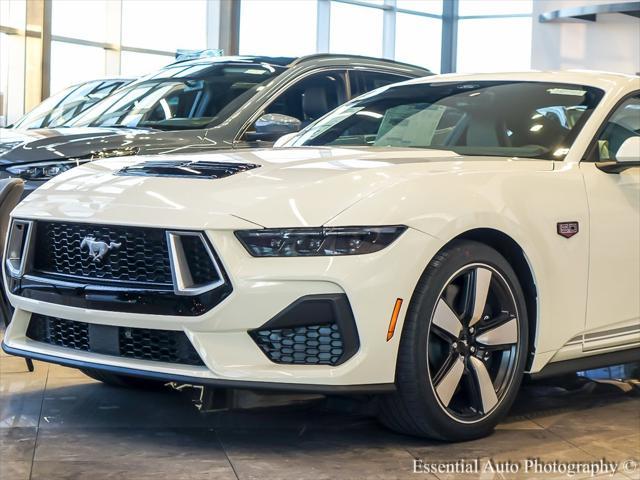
[[26, 314, 204, 366], [251, 323, 344, 365], [26, 317, 90, 351]]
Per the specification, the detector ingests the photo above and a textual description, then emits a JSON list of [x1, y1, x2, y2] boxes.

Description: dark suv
[[0, 54, 430, 194]]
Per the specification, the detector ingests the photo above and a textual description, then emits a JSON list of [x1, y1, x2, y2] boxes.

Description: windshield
[[68, 62, 285, 130], [12, 80, 129, 129], [292, 81, 604, 160]]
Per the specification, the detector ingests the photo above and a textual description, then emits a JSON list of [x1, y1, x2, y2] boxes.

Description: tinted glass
[[293, 81, 604, 160], [11, 85, 77, 129], [350, 71, 411, 98], [264, 71, 347, 126], [12, 80, 129, 129], [595, 96, 640, 161], [69, 63, 285, 130]]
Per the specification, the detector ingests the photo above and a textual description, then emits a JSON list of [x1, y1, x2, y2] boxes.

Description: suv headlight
[[235, 226, 407, 257], [6, 147, 139, 181], [6, 159, 87, 181]]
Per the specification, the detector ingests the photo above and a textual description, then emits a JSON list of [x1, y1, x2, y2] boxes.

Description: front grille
[[252, 323, 344, 365], [33, 222, 172, 284], [26, 314, 204, 366]]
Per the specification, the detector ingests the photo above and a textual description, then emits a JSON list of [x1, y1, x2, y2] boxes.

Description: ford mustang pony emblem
[[80, 236, 122, 263]]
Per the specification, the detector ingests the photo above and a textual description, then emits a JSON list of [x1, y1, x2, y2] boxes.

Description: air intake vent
[[26, 314, 205, 366], [118, 160, 260, 179]]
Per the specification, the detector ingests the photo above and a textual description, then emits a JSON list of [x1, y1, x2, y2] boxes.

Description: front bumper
[[3, 227, 439, 388]]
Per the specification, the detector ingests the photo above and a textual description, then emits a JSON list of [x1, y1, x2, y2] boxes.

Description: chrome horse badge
[[80, 236, 122, 263]]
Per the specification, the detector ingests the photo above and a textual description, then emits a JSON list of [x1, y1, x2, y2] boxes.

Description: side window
[[595, 95, 640, 161], [350, 71, 410, 97], [263, 71, 347, 126]]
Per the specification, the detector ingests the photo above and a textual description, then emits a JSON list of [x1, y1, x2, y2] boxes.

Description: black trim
[[582, 90, 640, 163], [529, 347, 640, 380], [595, 161, 640, 174], [1, 341, 394, 394], [6, 275, 232, 316], [249, 294, 360, 366], [117, 160, 260, 179]]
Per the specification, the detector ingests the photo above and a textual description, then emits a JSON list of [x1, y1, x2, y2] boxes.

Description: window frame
[[583, 91, 640, 163], [235, 66, 413, 143]]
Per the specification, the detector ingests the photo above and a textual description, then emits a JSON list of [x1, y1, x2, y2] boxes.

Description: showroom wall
[[531, 0, 640, 74]]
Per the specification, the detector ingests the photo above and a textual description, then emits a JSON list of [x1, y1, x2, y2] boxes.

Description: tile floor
[[1, 346, 639, 480]]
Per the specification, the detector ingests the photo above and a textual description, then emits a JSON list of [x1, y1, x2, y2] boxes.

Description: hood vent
[[117, 160, 260, 179]]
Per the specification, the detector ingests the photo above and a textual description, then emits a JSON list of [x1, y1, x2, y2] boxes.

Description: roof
[[165, 55, 297, 69], [165, 54, 431, 74], [402, 70, 639, 90]]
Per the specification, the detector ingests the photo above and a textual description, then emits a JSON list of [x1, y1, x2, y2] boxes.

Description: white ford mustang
[[3, 71, 639, 441]]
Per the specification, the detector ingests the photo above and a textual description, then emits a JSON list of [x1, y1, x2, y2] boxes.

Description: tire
[[80, 368, 167, 390], [378, 240, 529, 441]]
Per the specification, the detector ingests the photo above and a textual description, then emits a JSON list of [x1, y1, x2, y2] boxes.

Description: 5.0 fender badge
[[557, 221, 579, 239]]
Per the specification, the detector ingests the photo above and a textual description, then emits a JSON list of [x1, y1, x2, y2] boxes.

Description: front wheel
[[379, 240, 529, 441]]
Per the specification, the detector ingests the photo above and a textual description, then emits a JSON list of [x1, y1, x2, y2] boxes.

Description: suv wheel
[[379, 240, 528, 440]]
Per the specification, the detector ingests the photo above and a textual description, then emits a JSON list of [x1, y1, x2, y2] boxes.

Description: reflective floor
[[1, 345, 639, 480]]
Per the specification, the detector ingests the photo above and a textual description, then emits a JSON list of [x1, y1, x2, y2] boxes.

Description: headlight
[[235, 226, 407, 257], [6, 159, 87, 181], [6, 147, 139, 181]]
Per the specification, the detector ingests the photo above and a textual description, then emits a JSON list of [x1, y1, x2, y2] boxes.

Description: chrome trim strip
[[5, 219, 35, 279], [166, 231, 226, 296]]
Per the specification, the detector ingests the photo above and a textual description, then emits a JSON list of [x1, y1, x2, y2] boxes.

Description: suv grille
[[26, 314, 205, 366], [33, 222, 173, 285]]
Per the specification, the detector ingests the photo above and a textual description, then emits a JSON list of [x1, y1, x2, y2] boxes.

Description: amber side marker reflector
[[386, 298, 403, 341]]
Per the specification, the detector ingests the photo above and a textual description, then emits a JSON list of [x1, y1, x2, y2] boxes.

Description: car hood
[[13, 147, 551, 229], [0, 127, 203, 165]]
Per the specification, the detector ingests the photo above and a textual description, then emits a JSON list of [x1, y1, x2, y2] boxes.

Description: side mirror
[[273, 132, 298, 148], [245, 113, 301, 143], [596, 136, 640, 173]]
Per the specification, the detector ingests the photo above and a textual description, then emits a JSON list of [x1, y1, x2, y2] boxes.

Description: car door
[[236, 70, 348, 148], [581, 93, 640, 351]]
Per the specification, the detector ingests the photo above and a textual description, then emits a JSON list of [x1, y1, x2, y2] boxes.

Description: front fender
[[327, 161, 590, 370]]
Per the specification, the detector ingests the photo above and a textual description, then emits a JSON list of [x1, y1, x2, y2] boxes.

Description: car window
[[69, 64, 285, 130], [594, 95, 640, 161], [10, 85, 77, 129], [349, 70, 411, 97], [262, 71, 347, 127], [47, 80, 129, 128], [293, 81, 604, 160]]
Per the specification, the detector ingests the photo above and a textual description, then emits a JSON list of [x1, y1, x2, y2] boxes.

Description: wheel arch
[[443, 228, 538, 369]]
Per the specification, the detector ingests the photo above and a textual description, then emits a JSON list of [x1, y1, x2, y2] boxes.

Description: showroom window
[[52, 0, 109, 44], [239, 0, 318, 57], [121, 0, 207, 52], [456, 0, 533, 72], [329, 2, 384, 57], [120, 51, 176, 78], [50, 42, 107, 95], [395, 12, 442, 72], [0, 0, 539, 126]]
